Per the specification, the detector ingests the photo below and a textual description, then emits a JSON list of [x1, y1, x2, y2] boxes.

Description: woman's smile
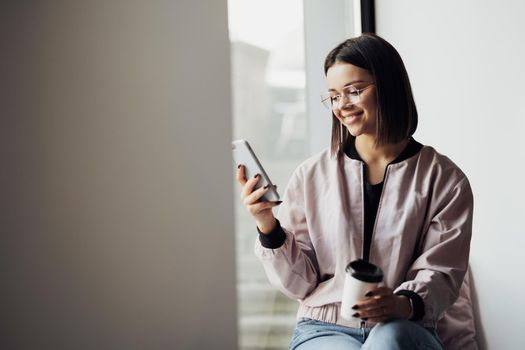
[[341, 111, 364, 125]]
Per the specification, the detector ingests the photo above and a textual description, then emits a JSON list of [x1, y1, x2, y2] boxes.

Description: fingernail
[[263, 185, 269, 189], [365, 291, 374, 297], [352, 305, 359, 310], [352, 313, 360, 318], [237, 164, 241, 169], [275, 201, 283, 205], [254, 174, 260, 178]]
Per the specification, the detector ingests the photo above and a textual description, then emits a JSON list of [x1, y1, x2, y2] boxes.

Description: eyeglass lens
[[322, 87, 360, 109]]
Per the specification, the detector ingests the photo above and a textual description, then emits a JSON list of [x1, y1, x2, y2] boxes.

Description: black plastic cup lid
[[345, 259, 383, 283]]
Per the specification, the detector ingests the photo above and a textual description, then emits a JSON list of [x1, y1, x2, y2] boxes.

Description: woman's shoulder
[[281, 149, 335, 188], [293, 147, 344, 177], [283, 148, 344, 195], [417, 144, 469, 184]]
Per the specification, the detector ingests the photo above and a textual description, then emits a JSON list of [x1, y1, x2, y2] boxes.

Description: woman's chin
[[344, 126, 361, 137]]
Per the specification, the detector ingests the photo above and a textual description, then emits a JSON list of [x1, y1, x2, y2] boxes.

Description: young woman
[[236, 34, 474, 349]]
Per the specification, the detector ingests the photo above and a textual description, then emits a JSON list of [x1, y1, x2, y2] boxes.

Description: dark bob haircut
[[324, 33, 418, 157]]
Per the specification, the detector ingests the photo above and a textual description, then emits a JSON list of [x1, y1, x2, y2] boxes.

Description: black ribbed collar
[[344, 138, 423, 165]]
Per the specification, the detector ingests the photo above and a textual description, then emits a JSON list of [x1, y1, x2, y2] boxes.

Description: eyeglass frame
[[320, 83, 375, 110]]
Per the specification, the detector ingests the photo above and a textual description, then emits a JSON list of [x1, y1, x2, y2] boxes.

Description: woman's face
[[326, 62, 377, 138]]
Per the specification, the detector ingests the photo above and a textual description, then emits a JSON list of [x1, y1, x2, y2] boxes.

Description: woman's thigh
[[289, 319, 362, 350]]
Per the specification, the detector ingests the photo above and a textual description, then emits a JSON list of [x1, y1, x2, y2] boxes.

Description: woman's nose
[[339, 95, 353, 109]]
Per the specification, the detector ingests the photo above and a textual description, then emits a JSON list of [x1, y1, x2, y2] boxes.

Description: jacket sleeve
[[254, 167, 320, 300], [395, 176, 474, 325]]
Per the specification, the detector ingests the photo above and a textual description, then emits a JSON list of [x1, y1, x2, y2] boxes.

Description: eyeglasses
[[320, 84, 374, 110]]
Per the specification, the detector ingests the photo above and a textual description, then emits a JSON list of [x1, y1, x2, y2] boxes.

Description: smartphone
[[232, 139, 280, 202]]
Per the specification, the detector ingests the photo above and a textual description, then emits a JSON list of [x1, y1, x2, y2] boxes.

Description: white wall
[[376, 1, 525, 349], [0, 1, 237, 349]]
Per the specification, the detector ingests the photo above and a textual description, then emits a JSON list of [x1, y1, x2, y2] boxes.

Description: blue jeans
[[289, 318, 443, 350]]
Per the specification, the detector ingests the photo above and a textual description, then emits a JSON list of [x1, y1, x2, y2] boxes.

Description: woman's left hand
[[353, 287, 412, 323]]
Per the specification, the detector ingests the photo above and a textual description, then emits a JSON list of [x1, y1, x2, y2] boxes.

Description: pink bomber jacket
[[255, 145, 475, 346]]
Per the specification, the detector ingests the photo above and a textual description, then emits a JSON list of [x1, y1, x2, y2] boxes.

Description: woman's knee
[[372, 319, 414, 337], [363, 319, 442, 350]]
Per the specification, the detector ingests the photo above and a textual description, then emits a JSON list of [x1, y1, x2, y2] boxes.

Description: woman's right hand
[[235, 165, 281, 234]]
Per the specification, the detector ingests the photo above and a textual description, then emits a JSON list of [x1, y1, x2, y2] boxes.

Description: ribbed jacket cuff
[[395, 290, 425, 321], [257, 219, 286, 249]]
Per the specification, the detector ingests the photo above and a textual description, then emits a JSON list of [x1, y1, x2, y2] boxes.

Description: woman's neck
[[354, 135, 409, 166]]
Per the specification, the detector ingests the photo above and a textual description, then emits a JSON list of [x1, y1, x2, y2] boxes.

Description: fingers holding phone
[[237, 166, 279, 205], [232, 140, 281, 233], [232, 140, 280, 202], [236, 165, 281, 233]]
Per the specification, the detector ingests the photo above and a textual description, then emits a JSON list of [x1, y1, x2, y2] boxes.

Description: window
[[228, 0, 307, 348]]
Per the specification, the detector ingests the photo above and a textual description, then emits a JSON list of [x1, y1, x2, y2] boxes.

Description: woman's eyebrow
[[328, 80, 367, 92]]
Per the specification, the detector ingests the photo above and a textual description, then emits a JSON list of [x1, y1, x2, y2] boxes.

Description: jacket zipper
[[360, 163, 366, 260], [367, 165, 390, 262]]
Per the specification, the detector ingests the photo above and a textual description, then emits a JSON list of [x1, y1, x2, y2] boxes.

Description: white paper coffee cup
[[340, 259, 384, 320]]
